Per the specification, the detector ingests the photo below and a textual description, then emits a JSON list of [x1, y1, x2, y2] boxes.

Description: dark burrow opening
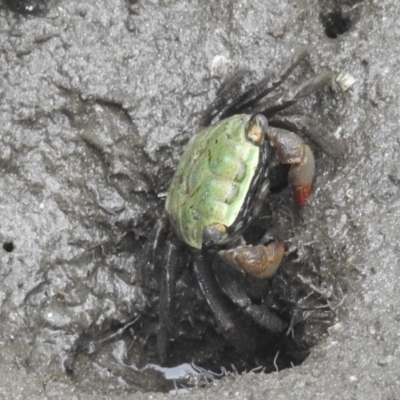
[[320, 11, 352, 38], [3, 241, 14, 252], [115, 194, 344, 393], [70, 201, 343, 394], [62, 152, 345, 393], [319, 0, 364, 39]]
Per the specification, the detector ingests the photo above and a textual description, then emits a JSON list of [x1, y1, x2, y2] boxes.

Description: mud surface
[[1, 0, 400, 398]]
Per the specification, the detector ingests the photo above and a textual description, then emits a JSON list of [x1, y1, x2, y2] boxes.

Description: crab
[[151, 49, 339, 363]]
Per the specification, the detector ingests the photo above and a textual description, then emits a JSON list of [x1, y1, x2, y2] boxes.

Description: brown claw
[[268, 128, 315, 206], [218, 242, 287, 279]]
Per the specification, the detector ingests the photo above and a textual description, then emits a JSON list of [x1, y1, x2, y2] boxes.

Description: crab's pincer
[[218, 241, 288, 279], [267, 128, 315, 205]]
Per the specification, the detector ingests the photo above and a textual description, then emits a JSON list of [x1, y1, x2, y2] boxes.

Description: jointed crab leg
[[261, 71, 334, 118], [201, 49, 310, 126], [219, 49, 310, 119], [150, 216, 182, 363], [192, 251, 235, 333], [157, 241, 179, 363], [213, 256, 287, 333], [200, 69, 251, 126]]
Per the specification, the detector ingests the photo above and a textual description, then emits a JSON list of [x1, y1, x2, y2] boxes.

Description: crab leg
[[219, 49, 310, 119], [149, 216, 181, 364], [213, 258, 287, 332], [194, 249, 286, 353], [192, 251, 235, 333], [267, 127, 315, 205], [157, 241, 179, 363], [200, 49, 310, 126], [261, 71, 334, 119]]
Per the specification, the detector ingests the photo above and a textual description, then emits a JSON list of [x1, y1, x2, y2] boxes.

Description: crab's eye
[[202, 223, 228, 247], [253, 114, 269, 133], [246, 114, 268, 145]]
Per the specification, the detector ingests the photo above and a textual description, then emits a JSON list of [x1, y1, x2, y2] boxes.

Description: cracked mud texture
[[0, 0, 399, 398]]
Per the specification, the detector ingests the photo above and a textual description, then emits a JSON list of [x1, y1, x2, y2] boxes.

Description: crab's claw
[[218, 242, 287, 279], [288, 144, 315, 206], [268, 128, 315, 206]]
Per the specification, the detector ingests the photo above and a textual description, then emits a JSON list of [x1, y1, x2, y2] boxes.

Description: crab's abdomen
[[165, 114, 260, 249]]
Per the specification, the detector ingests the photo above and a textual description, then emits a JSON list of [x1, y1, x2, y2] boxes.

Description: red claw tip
[[294, 184, 312, 206]]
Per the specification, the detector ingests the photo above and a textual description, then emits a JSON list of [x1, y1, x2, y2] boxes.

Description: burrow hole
[[320, 11, 352, 38], [3, 242, 14, 252]]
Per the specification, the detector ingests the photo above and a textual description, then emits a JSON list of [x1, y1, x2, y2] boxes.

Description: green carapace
[[165, 114, 260, 249]]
